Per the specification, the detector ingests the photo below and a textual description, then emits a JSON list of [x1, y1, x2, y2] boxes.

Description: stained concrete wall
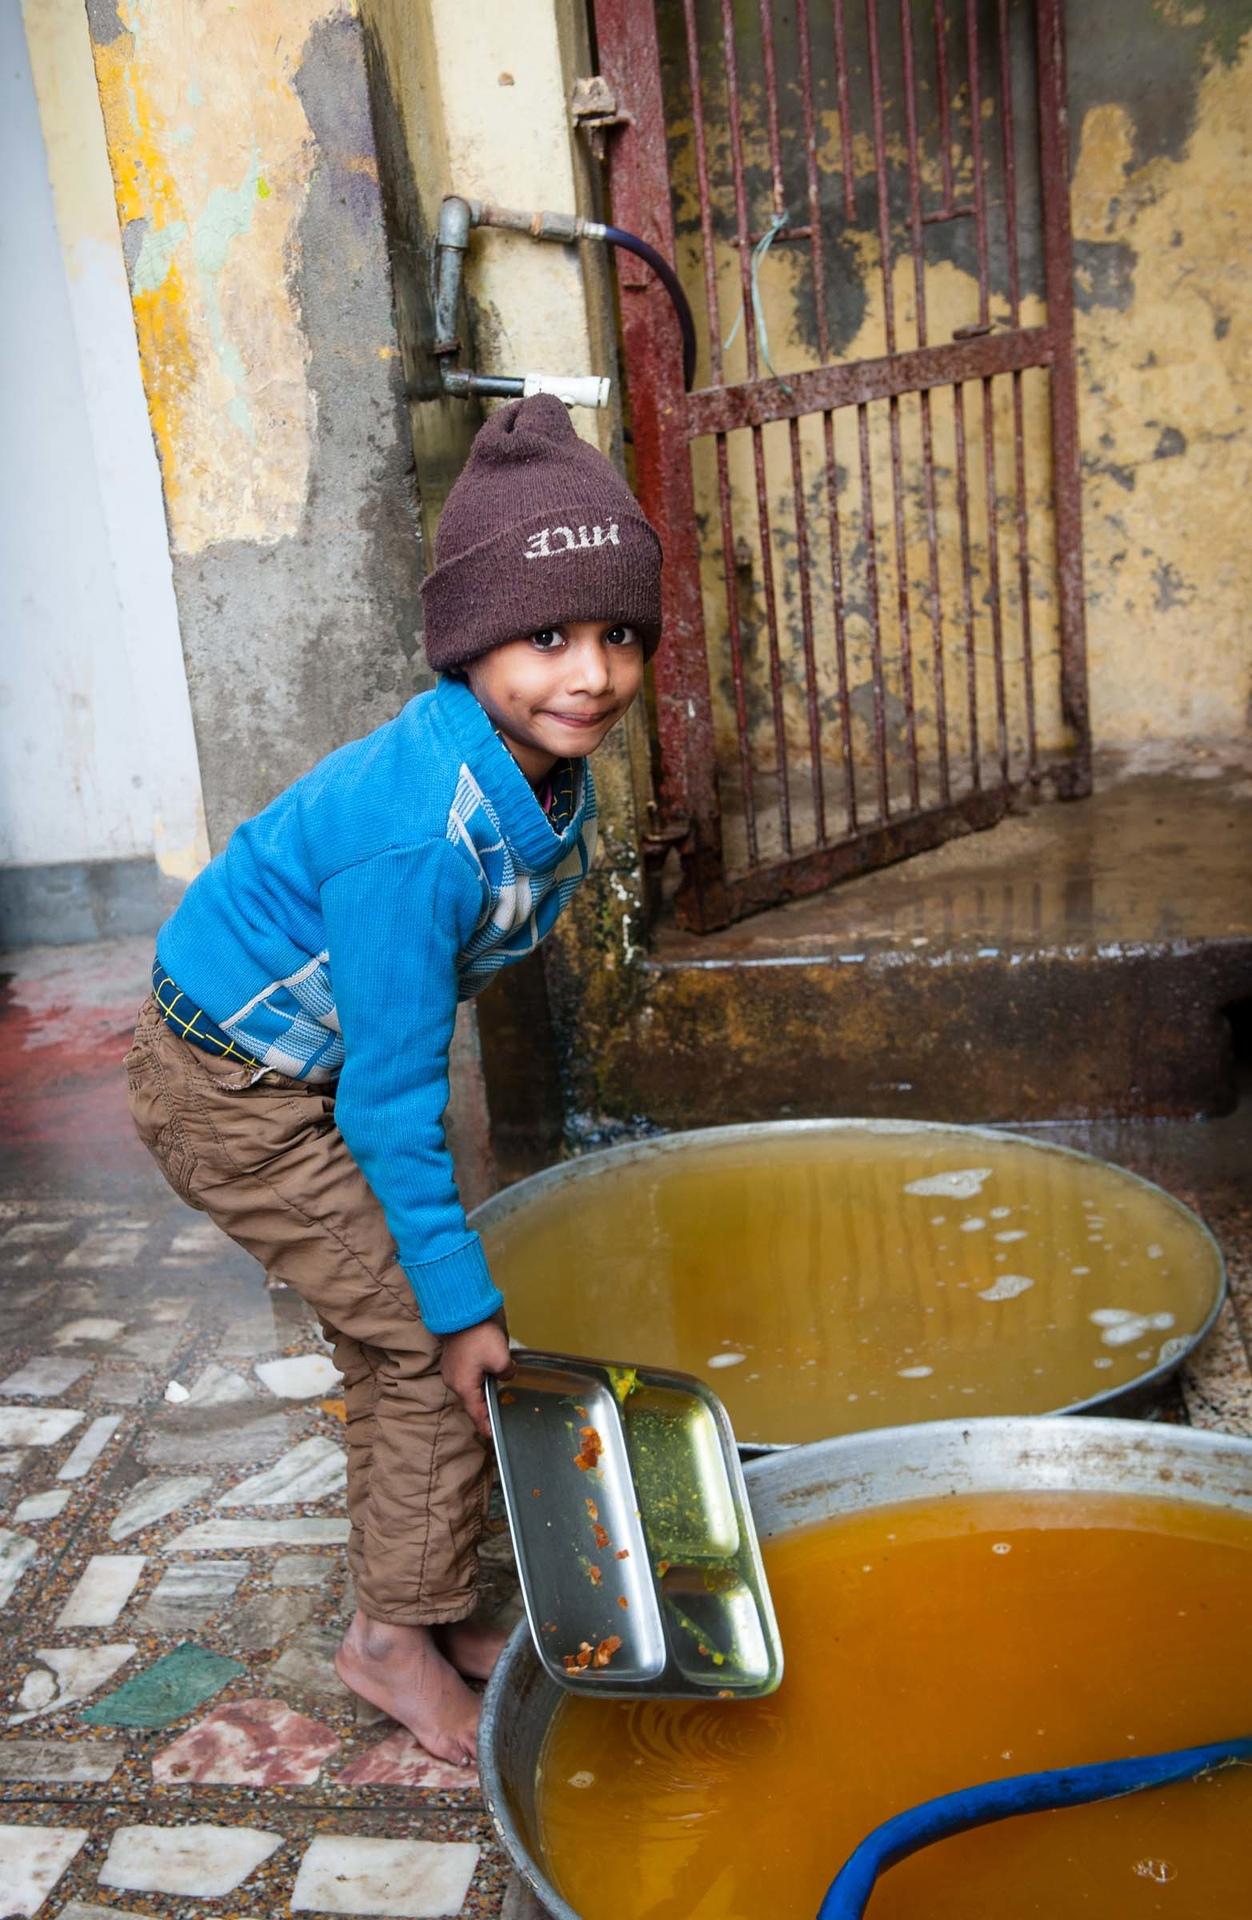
[[1, 2, 206, 942], [660, 0, 1252, 818], [85, 0, 428, 853], [1067, 3, 1252, 748]]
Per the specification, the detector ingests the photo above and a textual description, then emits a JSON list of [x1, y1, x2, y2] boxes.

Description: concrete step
[[601, 758, 1252, 1128]]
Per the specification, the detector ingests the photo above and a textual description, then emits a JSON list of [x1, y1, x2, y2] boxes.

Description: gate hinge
[[640, 802, 692, 862], [571, 75, 634, 159]]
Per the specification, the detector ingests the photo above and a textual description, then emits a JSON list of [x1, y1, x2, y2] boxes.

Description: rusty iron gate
[[594, 0, 1089, 933]]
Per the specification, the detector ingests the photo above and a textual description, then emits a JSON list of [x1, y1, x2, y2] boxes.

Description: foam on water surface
[[482, 1128, 1220, 1446]]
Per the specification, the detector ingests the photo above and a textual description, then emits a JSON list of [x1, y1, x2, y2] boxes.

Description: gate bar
[[720, 0, 793, 853], [1035, 0, 1092, 793], [965, 0, 1010, 786], [900, 0, 951, 804], [686, 327, 1054, 433], [680, 0, 760, 866], [933, 0, 956, 215], [680, 0, 724, 383], [723, 785, 1013, 920], [823, 409, 859, 833], [865, 0, 921, 810], [997, 0, 1039, 782], [832, 0, 858, 221], [595, 0, 729, 926], [951, 380, 982, 791], [856, 402, 892, 821]]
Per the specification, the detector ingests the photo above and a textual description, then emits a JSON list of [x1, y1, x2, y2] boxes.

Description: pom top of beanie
[[420, 394, 663, 672], [463, 390, 574, 470]]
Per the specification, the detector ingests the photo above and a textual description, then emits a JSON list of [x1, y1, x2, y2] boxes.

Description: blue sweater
[[157, 676, 597, 1334]]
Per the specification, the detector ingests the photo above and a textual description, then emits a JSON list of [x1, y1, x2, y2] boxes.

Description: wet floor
[[656, 752, 1252, 958], [0, 934, 1247, 1917], [0, 939, 535, 1918]]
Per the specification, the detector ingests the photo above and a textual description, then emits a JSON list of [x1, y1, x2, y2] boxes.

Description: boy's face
[[465, 621, 646, 782]]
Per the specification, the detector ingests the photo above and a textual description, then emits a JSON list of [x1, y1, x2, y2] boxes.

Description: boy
[[125, 395, 662, 1764]]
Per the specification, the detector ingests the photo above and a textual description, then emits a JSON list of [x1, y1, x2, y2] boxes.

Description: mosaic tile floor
[[0, 940, 549, 1916], [1, 936, 1248, 1917], [0, 1190, 548, 1917]]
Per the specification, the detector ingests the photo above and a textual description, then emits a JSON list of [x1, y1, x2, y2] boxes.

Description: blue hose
[[817, 1735, 1252, 1919]]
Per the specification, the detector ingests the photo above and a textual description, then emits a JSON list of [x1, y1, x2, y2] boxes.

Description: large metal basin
[[471, 1122, 1226, 1449], [479, 1415, 1252, 1919]]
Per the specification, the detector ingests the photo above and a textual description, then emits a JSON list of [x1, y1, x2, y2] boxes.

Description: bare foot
[[435, 1617, 510, 1683], [335, 1609, 481, 1767]]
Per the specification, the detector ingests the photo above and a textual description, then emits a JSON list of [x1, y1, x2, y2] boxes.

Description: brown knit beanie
[[420, 394, 663, 672]]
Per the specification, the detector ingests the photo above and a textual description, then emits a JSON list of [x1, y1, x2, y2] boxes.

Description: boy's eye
[[531, 628, 564, 650], [606, 625, 639, 646]]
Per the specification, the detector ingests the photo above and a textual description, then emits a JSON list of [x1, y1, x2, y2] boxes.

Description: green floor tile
[[81, 1640, 244, 1729]]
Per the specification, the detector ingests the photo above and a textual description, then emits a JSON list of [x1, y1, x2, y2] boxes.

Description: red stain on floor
[[0, 941, 152, 1188]]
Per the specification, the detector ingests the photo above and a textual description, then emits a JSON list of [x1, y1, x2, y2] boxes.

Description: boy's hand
[[440, 1311, 514, 1440]]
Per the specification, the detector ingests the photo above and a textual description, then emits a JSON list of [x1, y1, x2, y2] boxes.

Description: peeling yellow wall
[[661, 5, 1251, 850], [1073, 40, 1252, 746], [89, 0, 336, 554]]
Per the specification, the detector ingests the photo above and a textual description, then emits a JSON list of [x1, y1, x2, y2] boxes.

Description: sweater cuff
[[404, 1236, 504, 1336]]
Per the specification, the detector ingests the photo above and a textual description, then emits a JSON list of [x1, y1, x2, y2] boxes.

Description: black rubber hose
[[601, 226, 697, 392]]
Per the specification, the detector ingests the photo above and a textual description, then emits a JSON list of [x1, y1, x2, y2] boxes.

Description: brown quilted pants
[[125, 994, 491, 1625]]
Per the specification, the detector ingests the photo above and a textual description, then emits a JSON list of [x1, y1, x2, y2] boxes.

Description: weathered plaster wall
[[86, 0, 427, 849], [659, 0, 1251, 825], [83, 0, 499, 1184], [2, 1, 205, 934], [1069, 5, 1252, 746]]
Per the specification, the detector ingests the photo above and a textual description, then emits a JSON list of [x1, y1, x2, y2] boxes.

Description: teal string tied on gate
[[724, 207, 795, 395]]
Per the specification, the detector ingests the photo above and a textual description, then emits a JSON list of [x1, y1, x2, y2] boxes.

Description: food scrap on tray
[[574, 1424, 603, 1472], [563, 1634, 624, 1674]]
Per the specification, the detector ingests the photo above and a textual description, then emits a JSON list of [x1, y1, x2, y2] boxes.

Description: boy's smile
[[465, 620, 645, 784]]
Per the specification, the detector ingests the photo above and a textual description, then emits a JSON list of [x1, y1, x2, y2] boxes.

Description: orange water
[[538, 1492, 1252, 1918], [482, 1129, 1221, 1445]]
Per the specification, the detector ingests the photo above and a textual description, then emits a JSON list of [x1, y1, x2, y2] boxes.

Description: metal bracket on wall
[[570, 74, 634, 161]]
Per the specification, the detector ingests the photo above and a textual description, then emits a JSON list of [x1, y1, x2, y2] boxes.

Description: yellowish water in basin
[[539, 1491, 1252, 1919], [482, 1128, 1221, 1445]]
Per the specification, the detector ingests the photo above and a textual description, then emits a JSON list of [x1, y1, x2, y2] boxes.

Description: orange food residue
[[617, 1594, 630, 1610], [574, 1425, 603, 1472], [563, 1634, 624, 1674], [588, 1565, 603, 1586], [593, 1523, 610, 1550]]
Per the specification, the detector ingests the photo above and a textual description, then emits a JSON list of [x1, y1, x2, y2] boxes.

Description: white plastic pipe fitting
[[521, 372, 612, 410]]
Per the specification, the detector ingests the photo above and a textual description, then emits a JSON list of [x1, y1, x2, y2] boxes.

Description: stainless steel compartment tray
[[487, 1350, 783, 1699]]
